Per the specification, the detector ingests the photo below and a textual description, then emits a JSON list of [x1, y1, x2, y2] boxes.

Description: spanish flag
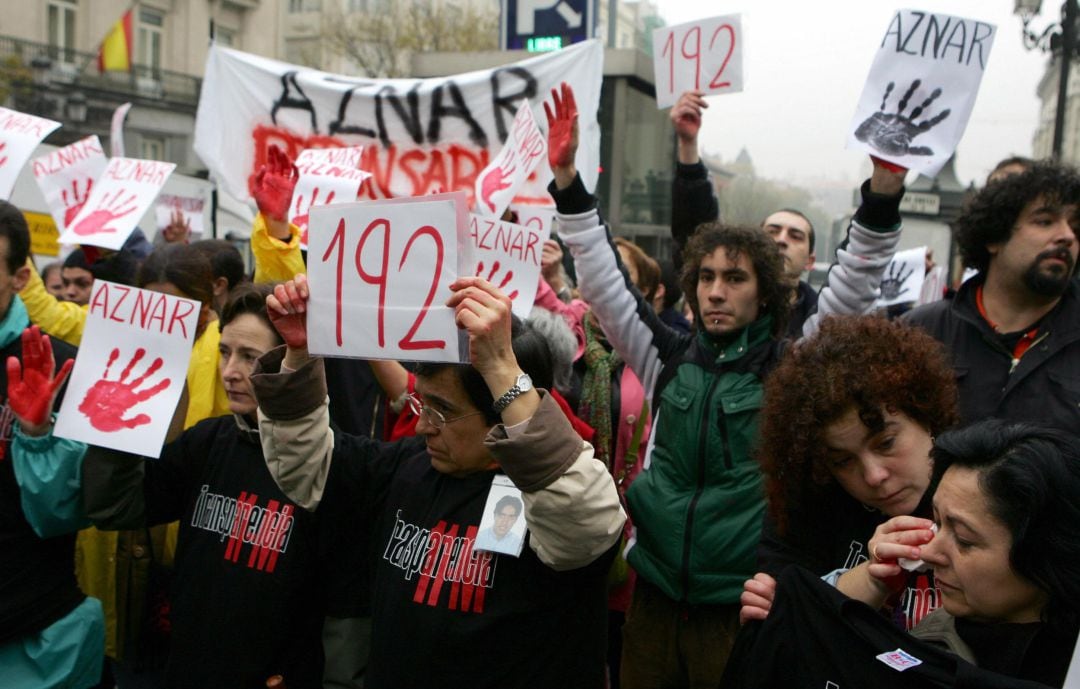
[[97, 9, 133, 72]]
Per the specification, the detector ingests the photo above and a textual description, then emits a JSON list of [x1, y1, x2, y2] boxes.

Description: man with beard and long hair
[[906, 161, 1080, 432]]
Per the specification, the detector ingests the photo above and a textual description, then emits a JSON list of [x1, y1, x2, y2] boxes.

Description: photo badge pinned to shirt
[[474, 474, 527, 558]]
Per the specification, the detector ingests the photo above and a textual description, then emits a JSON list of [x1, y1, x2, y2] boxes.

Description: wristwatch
[[492, 373, 533, 414]]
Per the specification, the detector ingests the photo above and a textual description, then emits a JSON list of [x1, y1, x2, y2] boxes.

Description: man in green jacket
[[543, 82, 908, 688]]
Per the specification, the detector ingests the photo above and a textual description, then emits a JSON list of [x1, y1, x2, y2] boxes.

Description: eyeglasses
[[407, 393, 483, 430]]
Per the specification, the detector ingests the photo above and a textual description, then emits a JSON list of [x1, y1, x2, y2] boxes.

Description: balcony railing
[[0, 34, 201, 106]]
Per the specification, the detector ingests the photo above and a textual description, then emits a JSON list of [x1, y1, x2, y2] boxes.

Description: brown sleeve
[[484, 391, 583, 493]]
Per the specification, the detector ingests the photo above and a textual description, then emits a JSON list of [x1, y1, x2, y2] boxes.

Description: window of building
[[137, 8, 163, 75], [216, 27, 236, 46], [289, 0, 321, 12], [47, 1, 77, 64], [140, 136, 166, 161]]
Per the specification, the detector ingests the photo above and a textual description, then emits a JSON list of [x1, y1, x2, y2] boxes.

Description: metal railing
[[0, 34, 201, 106]]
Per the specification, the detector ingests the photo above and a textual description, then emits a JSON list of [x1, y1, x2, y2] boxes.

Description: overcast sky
[[652, 0, 1051, 187]]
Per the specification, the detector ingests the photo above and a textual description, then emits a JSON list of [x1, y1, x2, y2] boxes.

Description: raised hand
[[71, 190, 138, 236], [479, 163, 516, 214], [78, 348, 171, 432], [266, 274, 309, 351], [474, 260, 519, 300], [62, 179, 94, 228], [540, 239, 563, 281], [739, 572, 777, 625], [6, 326, 74, 435], [445, 276, 515, 379], [161, 208, 192, 244], [671, 90, 707, 144], [855, 80, 950, 157], [252, 144, 299, 222], [879, 261, 915, 301], [543, 82, 579, 187]]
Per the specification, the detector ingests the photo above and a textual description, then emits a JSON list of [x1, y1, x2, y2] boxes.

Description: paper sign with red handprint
[[291, 146, 371, 250], [33, 136, 108, 232], [60, 156, 176, 250], [155, 192, 207, 242], [473, 100, 546, 220], [0, 106, 61, 200], [461, 212, 549, 318], [847, 10, 996, 177], [54, 280, 199, 458]]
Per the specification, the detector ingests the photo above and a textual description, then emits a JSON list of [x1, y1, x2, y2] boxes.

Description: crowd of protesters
[[1, 78, 1078, 689]]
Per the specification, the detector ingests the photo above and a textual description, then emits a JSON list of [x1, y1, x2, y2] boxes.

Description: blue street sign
[[501, 0, 595, 51]]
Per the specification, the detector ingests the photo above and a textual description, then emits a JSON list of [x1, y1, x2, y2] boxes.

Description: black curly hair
[[680, 223, 789, 338], [956, 161, 1080, 274]]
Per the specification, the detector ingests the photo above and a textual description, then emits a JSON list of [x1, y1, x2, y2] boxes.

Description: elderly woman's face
[[921, 466, 1047, 623], [822, 407, 933, 517]]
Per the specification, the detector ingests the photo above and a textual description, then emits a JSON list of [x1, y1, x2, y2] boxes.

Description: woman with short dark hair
[[912, 419, 1080, 686]]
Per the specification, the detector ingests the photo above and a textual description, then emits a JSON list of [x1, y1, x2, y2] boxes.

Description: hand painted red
[[161, 208, 192, 244], [266, 276, 309, 350], [252, 144, 299, 222], [62, 179, 93, 227], [78, 348, 171, 432], [5, 326, 74, 429], [71, 190, 138, 236], [479, 163, 516, 213], [543, 82, 579, 170]]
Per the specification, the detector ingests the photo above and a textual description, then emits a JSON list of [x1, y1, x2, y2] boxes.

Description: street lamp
[[30, 56, 52, 88], [1015, 0, 1079, 159]]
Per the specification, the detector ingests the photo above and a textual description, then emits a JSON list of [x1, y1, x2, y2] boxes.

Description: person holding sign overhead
[[252, 273, 624, 689], [544, 81, 908, 688], [75, 284, 326, 688]]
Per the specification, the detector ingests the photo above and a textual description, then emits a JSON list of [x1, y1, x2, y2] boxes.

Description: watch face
[[517, 373, 533, 392]]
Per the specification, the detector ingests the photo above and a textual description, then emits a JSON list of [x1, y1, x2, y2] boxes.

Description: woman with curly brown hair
[[739, 315, 959, 631]]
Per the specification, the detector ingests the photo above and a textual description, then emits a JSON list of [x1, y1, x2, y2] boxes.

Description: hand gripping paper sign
[[463, 213, 549, 318], [33, 136, 109, 232], [60, 157, 177, 250], [652, 14, 744, 109], [0, 107, 62, 200], [291, 146, 371, 249], [848, 10, 996, 177], [474, 101, 547, 219], [306, 192, 468, 363], [54, 280, 200, 458]]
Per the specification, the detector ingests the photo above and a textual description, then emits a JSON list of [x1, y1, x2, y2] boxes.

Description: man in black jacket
[[905, 161, 1079, 431]]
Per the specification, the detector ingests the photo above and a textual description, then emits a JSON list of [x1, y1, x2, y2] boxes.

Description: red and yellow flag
[[97, 9, 134, 72]]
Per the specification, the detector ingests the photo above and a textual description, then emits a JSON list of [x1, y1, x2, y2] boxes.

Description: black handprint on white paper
[[855, 80, 950, 156], [879, 261, 915, 302]]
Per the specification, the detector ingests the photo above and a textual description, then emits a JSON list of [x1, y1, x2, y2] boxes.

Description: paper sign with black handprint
[[875, 246, 927, 308], [847, 10, 997, 177], [53, 280, 200, 458]]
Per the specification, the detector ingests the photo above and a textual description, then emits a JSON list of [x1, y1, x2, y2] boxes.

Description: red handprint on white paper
[[474, 260, 519, 300], [0, 141, 8, 167], [61, 178, 94, 228], [71, 189, 138, 236], [480, 163, 516, 214], [78, 347, 171, 432], [292, 187, 335, 245]]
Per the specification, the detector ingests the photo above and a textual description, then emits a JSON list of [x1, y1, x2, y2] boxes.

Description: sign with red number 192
[[307, 192, 469, 363], [652, 14, 744, 109]]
